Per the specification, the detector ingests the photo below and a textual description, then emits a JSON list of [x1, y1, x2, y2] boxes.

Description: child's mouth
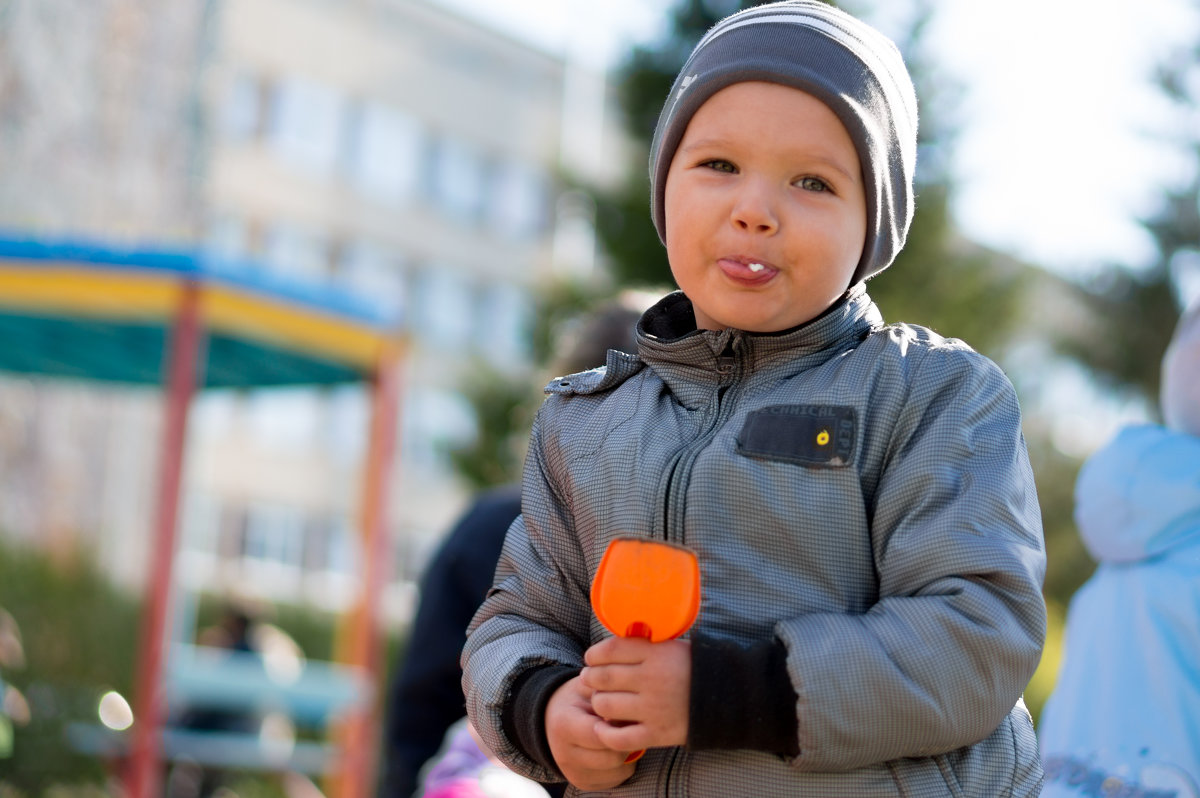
[[720, 257, 777, 283]]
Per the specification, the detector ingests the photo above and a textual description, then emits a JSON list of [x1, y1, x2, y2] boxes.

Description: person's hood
[[1074, 424, 1200, 563]]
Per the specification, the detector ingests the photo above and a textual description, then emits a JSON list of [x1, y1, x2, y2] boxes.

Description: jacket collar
[[635, 286, 883, 401], [638, 286, 882, 360]]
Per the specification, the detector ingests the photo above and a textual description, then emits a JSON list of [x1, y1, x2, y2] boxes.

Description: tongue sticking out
[[721, 258, 775, 280]]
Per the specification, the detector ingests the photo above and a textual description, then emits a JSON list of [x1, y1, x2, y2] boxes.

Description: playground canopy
[[0, 233, 404, 798], [0, 234, 399, 386]]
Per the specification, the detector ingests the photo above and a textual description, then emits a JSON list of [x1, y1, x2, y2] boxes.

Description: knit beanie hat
[[649, 1, 919, 285], [1162, 299, 1200, 436]]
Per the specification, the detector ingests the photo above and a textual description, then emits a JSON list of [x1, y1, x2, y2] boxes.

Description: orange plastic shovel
[[590, 537, 701, 762]]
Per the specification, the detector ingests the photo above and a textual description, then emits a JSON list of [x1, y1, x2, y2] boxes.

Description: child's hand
[[545, 674, 637, 791], [581, 636, 691, 752]]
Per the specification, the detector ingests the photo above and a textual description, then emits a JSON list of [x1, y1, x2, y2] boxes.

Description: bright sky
[[930, 0, 1197, 278], [435, 0, 1199, 285]]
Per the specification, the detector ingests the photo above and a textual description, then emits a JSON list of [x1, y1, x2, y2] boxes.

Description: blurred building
[[0, 0, 207, 581], [0, 0, 629, 628]]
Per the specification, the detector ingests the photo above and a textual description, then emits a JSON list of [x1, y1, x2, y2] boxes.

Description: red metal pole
[[126, 282, 204, 798], [330, 347, 402, 798]]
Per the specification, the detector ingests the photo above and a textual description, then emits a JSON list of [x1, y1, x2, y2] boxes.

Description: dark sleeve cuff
[[688, 633, 800, 756], [501, 664, 580, 773]]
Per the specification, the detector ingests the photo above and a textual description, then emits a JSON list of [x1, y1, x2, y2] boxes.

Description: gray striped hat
[[649, 1, 919, 285]]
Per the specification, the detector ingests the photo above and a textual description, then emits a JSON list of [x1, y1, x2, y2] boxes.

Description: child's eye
[[797, 176, 830, 192], [701, 159, 737, 173]]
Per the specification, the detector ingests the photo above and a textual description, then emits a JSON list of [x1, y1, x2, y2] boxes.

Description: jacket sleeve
[[461, 403, 593, 784], [777, 345, 1047, 770]]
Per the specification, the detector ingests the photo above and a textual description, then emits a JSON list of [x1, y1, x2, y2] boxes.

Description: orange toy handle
[[590, 537, 702, 767], [624, 621, 652, 764]]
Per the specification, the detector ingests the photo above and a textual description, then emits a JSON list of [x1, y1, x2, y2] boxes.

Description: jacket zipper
[[661, 340, 741, 546], [660, 340, 740, 798]]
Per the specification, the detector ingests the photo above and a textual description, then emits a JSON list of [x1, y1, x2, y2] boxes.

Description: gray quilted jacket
[[463, 288, 1046, 797]]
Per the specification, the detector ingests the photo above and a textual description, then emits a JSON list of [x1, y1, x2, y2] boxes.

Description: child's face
[[664, 81, 867, 332]]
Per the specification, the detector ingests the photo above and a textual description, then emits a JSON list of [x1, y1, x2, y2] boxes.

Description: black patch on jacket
[[736, 405, 856, 467]]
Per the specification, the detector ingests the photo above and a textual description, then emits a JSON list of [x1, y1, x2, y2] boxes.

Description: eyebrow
[[678, 138, 860, 184]]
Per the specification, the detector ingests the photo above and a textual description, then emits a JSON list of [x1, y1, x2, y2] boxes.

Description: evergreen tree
[[595, 0, 751, 291], [1052, 19, 1200, 408]]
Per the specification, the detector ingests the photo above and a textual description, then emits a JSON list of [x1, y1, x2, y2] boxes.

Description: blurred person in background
[[380, 299, 645, 798], [1039, 300, 1200, 798], [168, 601, 307, 798], [416, 718, 548, 798]]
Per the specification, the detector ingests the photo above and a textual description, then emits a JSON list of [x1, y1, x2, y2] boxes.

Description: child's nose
[[730, 180, 779, 234]]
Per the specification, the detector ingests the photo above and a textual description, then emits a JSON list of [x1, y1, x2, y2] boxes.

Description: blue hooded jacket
[[1039, 424, 1200, 798]]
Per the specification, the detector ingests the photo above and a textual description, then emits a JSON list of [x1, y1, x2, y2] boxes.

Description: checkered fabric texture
[[463, 288, 1046, 797]]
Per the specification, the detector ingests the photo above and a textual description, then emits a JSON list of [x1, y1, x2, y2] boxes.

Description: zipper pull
[[716, 341, 736, 375]]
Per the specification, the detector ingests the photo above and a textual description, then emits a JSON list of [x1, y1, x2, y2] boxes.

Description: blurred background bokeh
[[0, 0, 1197, 796]]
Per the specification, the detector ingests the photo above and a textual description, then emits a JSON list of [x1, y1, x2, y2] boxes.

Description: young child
[[463, 3, 1047, 795], [1038, 301, 1200, 798]]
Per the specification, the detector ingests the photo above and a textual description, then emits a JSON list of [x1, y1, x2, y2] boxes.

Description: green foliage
[[447, 279, 622, 490], [0, 538, 407, 797], [594, 166, 669, 288], [222, 775, 290, 798], [191, 594, 371, 664], [0, 540, 140, 792], [867, 185, 1032, 361], [1055, 266, 1180, 411], [445, 365, 540, 491], [1025, 438, 1093, 606], [1026, 598, 1066, 727], [525, 281, 623, 369]]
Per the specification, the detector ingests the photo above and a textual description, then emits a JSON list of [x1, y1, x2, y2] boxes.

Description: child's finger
[[580, 662, 643, 692], [569, 736, 634, 764], [590, 687, 642, 723], [593, 718, 651, 754], [584, 634, 653, 666]]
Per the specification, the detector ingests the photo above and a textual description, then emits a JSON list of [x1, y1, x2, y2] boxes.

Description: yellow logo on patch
[[816, 429, 830, 446]]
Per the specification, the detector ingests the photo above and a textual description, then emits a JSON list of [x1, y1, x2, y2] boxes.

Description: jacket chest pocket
[[735, 404, 857, 467]]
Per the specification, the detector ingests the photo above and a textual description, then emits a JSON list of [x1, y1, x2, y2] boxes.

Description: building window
[[302, 513, 357, 577], [262, 223, 331, 282], [182, 493, 222, 560], [321, 384, 369, 465], [242, 503, 306, 574], [430, 135, 485, 223], [336, 240, 406, 321], [205, 214, 250, 262], [222, 72, 264, 142], [487, 160, 547, 239], [345, 101, 424, 205], [410, 264, 471, 348], [473, 282, 530, 360], [245, 387, 324, 452], [400, 388, 477, 472], [267, 78, 346, 176]]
